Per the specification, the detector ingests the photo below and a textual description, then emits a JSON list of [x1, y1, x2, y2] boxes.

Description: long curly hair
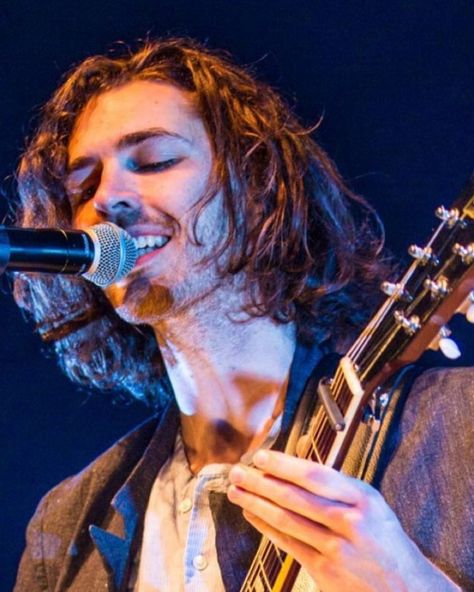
[[13, 37, 391, 408]]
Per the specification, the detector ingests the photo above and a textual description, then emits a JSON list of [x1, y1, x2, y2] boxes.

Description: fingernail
[[229, 465, 245, 484], [227, 484, 240, 500], [253, 450, 269, 468], [243, 509, 256, 521]]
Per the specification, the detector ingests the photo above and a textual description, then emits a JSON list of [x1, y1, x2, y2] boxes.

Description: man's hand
[[227, 450, 459, 591]]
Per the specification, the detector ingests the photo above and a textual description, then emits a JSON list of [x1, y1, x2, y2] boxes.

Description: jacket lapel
[[88, 483, 140, 591], [89, 399, 180, 591]]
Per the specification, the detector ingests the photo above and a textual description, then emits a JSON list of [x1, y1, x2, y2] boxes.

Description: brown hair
[[13, 37, 391, 407]]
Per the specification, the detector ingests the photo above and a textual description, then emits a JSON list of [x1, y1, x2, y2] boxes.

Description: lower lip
[[134, 242, 170, 268]]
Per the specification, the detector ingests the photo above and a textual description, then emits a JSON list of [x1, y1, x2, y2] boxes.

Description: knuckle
[[278, 487, 294, 507], [272, 507, 288, 530], [325, 503, 343, 522], [325, 537, 347, 562], [343, 509, 365, 539], [316, 556, 340, 580], [352, 478, 381, 507], [304, 463, 325, 485]]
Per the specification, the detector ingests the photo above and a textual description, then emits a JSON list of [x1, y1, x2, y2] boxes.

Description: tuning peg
[[452, 243, 474, 265], [381, 281, 412, 302], [394, 311, 420, 335], [467, 292, 474, 324], [438, 326, 461, 359], [456, 291, 474, 323], [408, 245, 438, 265], [424, 277, 449, 297], [435, 206, 460, 227], [381, 281, 401, 297]]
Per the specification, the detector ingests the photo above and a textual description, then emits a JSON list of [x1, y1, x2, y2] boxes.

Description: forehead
[[68, 80, 202, 158]]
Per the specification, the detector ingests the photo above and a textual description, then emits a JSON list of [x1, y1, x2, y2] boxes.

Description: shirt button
[[193, 554, 208, 571], [178, 497, 192, 513]]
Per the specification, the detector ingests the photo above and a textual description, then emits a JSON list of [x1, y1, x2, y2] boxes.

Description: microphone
[[0, 223, 137, 287]]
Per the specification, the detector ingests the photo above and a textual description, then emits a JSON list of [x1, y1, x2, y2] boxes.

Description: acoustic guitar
[[240, 175, 474, 592]]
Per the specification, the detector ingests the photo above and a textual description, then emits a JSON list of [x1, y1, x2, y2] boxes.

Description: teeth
[[133, 235, 170, 250]]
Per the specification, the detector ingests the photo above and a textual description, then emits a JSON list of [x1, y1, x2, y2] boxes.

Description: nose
[[94, 195, 141, 227], [93, 167, 142, 227]]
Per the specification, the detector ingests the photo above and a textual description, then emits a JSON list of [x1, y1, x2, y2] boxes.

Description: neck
[[152, 305, 296, 473]]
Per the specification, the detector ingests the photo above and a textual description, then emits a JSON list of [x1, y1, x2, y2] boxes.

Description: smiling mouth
[[132, 235, 171, 256]]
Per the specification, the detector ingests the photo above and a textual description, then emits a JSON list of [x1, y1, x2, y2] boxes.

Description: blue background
[[1, 1, 473, 588]]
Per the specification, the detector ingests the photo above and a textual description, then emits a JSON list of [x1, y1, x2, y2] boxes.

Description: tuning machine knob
[[439, 326, 461, 359], [394, 310, 420, 335], [424, 276, 449, 298], [408, 245, 438, 266], [429, 326, 461, 359], [468, 292, 474, 324], [435, 206, 461, 227], [452, 243, 474, 265], [456, 291, 474, 323]]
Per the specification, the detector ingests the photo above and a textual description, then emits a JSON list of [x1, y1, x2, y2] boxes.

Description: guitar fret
[[242, 542, 287, 591]]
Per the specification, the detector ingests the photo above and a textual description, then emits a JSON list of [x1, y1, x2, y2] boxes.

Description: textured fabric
[[132, 433, 229, 592], [377, 367, 474, 592], [14, 339, 323, 592], [14, 353, 474, 591], [132, 410, 286, 592]]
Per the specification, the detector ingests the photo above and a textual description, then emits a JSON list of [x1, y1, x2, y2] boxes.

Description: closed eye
[[128, 158, 181, 173]]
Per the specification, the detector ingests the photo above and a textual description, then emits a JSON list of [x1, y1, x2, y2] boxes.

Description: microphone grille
[[83, 223, 137, 288]]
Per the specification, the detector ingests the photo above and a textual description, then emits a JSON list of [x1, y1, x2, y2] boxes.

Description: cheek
[[143, 160, 212, 220]]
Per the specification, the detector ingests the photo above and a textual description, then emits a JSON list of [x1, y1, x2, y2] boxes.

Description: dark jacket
[[14, 358, 474, 591]]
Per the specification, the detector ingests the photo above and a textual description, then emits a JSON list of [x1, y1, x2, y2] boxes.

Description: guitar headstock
[[354, 174, 474, 392]]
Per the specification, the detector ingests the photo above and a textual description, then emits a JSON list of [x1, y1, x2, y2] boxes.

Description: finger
[[229, 464, 351, 534], [242, 508, 331, 582], [243, 509, 318, 562], [228, 483, 348, 555], [251, 450, 371, 506]]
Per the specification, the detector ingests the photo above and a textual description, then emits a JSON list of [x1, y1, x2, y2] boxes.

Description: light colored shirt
[[132, 433, 230, 592], [132, 418, 316, 592]]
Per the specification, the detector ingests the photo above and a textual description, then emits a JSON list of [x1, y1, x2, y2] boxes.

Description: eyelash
[[67, 158, 180, 206], [68, 186, 95, 208], [130, 158, 179, 173]]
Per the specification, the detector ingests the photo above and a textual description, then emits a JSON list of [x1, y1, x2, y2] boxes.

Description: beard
[[110, 276, 173, 324], [104, 195, 242, 327], [105, 254, 232, 327]]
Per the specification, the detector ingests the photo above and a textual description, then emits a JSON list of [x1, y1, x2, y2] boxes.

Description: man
[[13, 38, 473, 591]]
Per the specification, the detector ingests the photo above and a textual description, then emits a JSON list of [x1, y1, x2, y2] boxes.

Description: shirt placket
[[183, 472, 228, 592]]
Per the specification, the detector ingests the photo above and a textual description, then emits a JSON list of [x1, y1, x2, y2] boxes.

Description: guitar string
[[241, 365, 353, 589], [241, 214, 464, 590], [242, 367, 359, 590], [241, 291, 402, 590]]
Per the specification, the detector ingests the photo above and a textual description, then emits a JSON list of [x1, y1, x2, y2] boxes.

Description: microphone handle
[[0, 227, 95, 274]]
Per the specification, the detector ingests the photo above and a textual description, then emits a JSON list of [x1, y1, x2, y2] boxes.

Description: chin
[[106, 277, 174, 325]]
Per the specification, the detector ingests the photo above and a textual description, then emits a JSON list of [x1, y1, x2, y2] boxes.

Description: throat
[[180, 402, 284, 475], [181, 418, 252, 473]]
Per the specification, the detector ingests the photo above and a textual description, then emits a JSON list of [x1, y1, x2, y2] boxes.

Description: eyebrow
[[67, 127, 191, 174]]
